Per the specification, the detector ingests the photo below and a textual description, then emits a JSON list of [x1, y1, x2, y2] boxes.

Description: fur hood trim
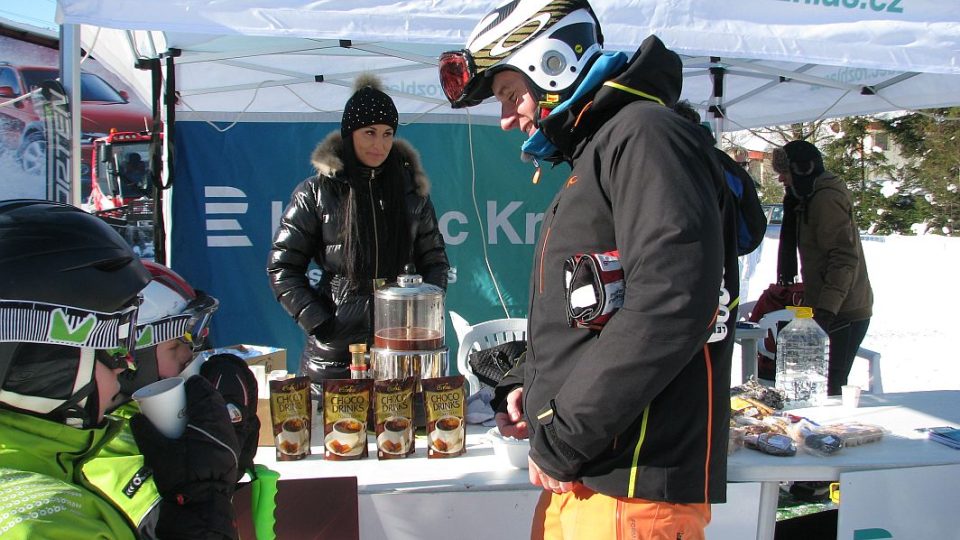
[[771, 146, 790, 175], [310, 131, 430, 196]]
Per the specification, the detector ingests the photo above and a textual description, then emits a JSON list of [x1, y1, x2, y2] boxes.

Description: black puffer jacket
[[267, 133, 449, 384]]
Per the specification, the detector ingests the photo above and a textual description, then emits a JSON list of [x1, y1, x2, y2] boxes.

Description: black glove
[[131, 376, 240, 539], [813, 309, 836, 332], [200, 353, 260, 482]]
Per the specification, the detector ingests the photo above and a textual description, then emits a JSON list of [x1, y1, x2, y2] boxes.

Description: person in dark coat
[[439, 1, 738, 537], [773, 140, 873, 395], [267, 73, 449, 397]]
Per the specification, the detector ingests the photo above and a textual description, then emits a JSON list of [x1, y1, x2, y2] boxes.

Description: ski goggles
[[0, 297, 140, 354], [134, 291, 218, 350], [438, 49, 487, 108]]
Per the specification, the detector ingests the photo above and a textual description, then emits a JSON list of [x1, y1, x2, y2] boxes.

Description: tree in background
[[882, 108, 960, 236], [723, 121, 827, 205], [821, 117, 895, 234], [733, 111, 960, 236]]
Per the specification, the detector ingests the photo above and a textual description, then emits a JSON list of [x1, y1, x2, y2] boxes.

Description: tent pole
[[708, 58, 725, 140], [59, 25, 82, 207]]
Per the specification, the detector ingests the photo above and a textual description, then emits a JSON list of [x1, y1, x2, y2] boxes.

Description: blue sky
[[0, 0, 58, 30]]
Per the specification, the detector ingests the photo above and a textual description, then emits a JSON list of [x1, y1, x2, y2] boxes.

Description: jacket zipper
[[368, 170, 379, 278], [538, 227, 551, 295], [526, 199, 560, 423], [537, 200, 560, 295], [521, 201, 560, 426]]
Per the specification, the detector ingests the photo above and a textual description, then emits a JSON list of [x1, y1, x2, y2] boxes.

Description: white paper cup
[[133, 377, 188, 438], [178, 354, 206, 380], [841, 385, 862, 408]]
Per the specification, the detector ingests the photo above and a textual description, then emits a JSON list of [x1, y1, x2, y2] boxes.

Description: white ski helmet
[[440, 0, 603, 109]]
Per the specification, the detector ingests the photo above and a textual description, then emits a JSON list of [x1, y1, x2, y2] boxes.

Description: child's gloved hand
[[131, 376, 239, 504], [201, 353, 261, 481]]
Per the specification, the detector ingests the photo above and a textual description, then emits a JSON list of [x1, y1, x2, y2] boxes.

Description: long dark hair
[[338, 135, 412, 285]]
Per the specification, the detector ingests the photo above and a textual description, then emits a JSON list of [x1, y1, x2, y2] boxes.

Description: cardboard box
[[207, 343, 286, 374], [257, 397, 274, 446], [199, 344, 288, 446]]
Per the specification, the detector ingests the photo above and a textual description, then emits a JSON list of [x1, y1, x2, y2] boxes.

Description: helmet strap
[[49, 347, 100, 428]]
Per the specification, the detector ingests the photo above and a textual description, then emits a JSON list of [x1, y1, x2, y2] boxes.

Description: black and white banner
[[36, 79, 72, 204]]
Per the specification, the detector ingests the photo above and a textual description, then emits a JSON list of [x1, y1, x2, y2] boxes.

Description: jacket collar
[[520, 51, 628, 164], [310, 131, 432, 196], [0, 408, 121, 481], [539, 35, 683, 160]]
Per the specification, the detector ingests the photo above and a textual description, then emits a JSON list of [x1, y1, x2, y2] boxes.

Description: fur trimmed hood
[[310, 131, 430, 197]]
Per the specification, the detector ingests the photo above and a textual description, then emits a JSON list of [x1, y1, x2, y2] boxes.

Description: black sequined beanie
[[340, 73, 399, 140]]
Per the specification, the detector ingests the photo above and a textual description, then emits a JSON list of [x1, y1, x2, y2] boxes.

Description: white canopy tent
[[50, 0, 960, 366], [57, 0, 960, 132]]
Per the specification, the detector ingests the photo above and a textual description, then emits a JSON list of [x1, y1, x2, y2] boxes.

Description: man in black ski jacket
[[440, 1, 740, 538]]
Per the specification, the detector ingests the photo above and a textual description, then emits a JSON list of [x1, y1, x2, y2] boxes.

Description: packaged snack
[[422, 375, 466, 458], [269, 376, 312, 461], [818, 422, 885, 447], [728, 427, 747, 454], [374, 377, 416, 459], [743, 432, 797, 456], [801, 432, 844, 457], [730, 376, 786, 410], [730, 395, 776, 421], [731, 396, 763, 419], [322, 379, 373, 460]]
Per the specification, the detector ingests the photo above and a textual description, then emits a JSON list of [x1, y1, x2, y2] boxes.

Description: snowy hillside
[[742, 231, 959, 393]]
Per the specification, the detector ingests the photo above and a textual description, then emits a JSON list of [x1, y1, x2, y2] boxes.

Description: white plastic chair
[[448, 310, 527, 396], [756, 309, 883, 394]]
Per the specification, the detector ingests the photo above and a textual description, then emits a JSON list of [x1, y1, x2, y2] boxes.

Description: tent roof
[[58, 0, 960, 130]]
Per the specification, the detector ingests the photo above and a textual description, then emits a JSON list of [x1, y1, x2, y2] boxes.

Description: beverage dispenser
[[370, 265, 447, 395]]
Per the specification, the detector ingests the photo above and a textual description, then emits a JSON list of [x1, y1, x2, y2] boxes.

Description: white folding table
[[254, 391, 960, 540]]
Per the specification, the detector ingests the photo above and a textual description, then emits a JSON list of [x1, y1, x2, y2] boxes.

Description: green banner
[[172, 120, 569, 371]]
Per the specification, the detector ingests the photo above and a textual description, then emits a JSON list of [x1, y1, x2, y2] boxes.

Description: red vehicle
[[89, 129, 158, 260], [0, 62, 151, 191], [88, 129, 157, 212]]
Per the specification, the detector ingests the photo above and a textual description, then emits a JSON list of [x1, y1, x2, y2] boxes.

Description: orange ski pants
[[530, 483, 711, 540]]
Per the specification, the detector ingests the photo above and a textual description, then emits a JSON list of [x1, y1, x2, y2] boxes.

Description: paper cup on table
[[249, 364, 267, 392], [132, 376, 188, 438], [841, 385, 862, 408]]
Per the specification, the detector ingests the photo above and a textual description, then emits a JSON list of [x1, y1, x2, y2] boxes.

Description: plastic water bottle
[[775, 306, 829, 408]]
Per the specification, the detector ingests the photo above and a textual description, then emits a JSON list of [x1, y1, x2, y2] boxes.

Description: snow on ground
[[740, 230, 960, 393]]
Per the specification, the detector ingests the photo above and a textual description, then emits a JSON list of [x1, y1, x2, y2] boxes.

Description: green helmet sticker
[[136, 325, 154, 348], [48, 309, 96, 345]]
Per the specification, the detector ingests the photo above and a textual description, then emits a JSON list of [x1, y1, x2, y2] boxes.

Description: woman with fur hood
[[267, 74, 449, 397]]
